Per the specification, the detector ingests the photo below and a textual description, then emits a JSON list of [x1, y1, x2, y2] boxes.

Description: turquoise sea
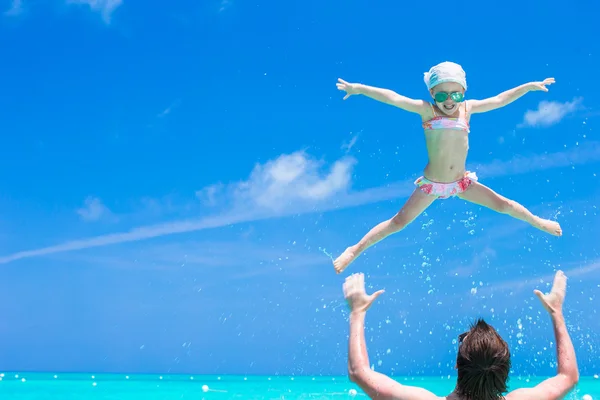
[[0, 373, 598, 399]]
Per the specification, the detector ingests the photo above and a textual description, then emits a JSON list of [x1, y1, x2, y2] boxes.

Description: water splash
[[318, 247, 334, 261]]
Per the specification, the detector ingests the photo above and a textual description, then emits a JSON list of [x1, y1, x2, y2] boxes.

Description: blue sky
[[0, 0, 599, 378]]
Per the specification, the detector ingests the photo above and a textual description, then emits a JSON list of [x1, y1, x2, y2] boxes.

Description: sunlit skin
[[332, 74, 562, 274], [343, 271, 579, 400], [424, 82, 469, 183]]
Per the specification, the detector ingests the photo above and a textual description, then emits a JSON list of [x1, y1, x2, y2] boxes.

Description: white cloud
[[198, 151, 356, 212], [4, 0, 23, 16], [519, 97, 583, 128], [228, 151, 356, 212], [1, 141, 600, 265], [67, 0, 122, 23], [76, 196, 113, 222]]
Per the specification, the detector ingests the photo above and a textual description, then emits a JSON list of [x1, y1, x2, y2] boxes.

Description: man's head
[[455, 319, 511, 400]]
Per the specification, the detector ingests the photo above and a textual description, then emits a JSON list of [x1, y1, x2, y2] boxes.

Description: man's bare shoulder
[[503, 375, 578, 400], [504, 388, 532, 400]]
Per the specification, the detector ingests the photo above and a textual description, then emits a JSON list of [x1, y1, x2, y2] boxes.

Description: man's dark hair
[[455, 318, 511, 400]]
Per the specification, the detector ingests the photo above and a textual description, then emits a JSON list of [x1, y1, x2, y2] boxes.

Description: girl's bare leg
[[333, 188, 437, 274], [458, 181, 562, 236]]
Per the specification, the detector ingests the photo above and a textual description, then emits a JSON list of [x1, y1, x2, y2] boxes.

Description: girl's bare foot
[[333, 246, 359, 274], [535, 218, 562, 236]]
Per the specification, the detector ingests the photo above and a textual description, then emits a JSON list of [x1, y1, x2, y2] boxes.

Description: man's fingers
[[533, 289, 550, 309], [551, 270, 567, 294], [372, 289, 385, 300], [533, 289, 545, 300], [344, 274, 360, 296]]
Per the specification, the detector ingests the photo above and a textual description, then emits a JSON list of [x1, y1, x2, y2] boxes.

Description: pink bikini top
[[422, 103, 470, 133]]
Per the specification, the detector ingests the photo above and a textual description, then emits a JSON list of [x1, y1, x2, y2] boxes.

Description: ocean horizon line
[[1, 371, 598, 380]]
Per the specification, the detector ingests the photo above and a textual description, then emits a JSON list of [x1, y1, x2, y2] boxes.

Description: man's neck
[[446, 389, 463, 400]]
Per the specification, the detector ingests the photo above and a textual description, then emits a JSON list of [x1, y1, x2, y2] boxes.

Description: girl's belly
[[423, 133, 469, 182]]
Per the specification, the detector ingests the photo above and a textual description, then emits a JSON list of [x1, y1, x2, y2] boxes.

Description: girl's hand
[[336, 78, 361, 100], [530, 77, 555, 92]]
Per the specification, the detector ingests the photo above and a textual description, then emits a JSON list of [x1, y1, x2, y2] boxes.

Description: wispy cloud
[[1, 142, 600, 265], [447, 246, 497, 277], [471, 140, 600, 178], [64, 239, 324, 270], [341, 133, 359, 154], [518, 97, 583, 128], [3, 0, 23, 16], [195, 183, 223, 207], [478, 259, 600, 297], [157, 99, 181, 118], [67, 0, 122, 24], [219, 0, 231, 12], [76, 196, 115, 222]]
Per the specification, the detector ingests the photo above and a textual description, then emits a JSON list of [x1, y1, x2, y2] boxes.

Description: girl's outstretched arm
[[337, 79, 428, 115], [469, 78, 555, 114]]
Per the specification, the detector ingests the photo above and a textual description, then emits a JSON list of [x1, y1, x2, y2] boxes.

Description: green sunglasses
[[434, 91, 464, 103]]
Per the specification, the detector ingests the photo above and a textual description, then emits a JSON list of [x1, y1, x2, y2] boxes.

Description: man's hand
[[506, 270, 578, 400], [534, 270, 567, 315], [343, 273, 384, 313], [528, 77, 555, 92], [336, 78, 361, 100]]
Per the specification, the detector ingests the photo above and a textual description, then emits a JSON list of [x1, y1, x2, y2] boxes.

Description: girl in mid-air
[[333, 61, 561, 274]]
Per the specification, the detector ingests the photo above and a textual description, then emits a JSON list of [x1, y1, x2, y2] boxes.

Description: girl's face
[[430, 82, 465, 115]]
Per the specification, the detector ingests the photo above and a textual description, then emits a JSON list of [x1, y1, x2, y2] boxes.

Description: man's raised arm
[[506, 271, 579, 400], [344, 273, 442, 400]]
